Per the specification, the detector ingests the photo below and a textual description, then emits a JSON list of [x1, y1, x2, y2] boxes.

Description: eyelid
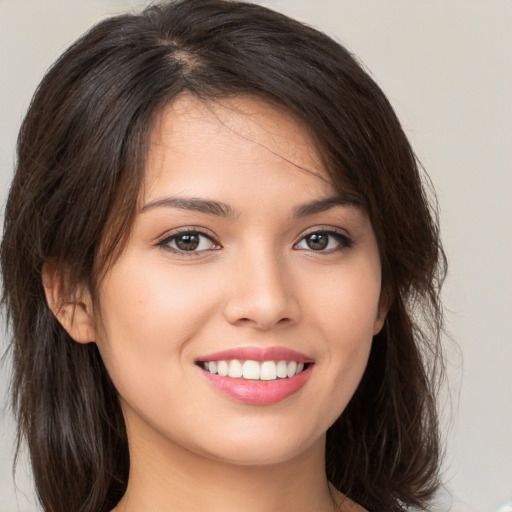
[[156, 226, 222, 252], [298, 224, 351, 239], [294, 226, 354, 251]]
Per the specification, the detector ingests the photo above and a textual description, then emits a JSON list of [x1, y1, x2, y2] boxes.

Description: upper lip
[[196, 346, 313, 363]]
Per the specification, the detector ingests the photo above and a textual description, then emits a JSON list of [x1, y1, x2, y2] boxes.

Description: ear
[[373, 290, 390, 335], [42, 261, 96, 344]]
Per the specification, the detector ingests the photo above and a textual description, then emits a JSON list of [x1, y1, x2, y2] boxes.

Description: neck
[[113, 414, 342, 512]]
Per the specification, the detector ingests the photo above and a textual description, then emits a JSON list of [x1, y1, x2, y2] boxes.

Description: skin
[[45, 94, 384, 512]]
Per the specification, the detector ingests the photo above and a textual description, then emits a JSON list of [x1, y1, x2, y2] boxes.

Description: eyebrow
[[141, 194, 359, 218], [141, 197, 237, 217], [292, 195, 360, 217]]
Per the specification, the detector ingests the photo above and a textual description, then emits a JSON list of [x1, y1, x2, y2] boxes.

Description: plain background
[[0, 1, 511, 511]]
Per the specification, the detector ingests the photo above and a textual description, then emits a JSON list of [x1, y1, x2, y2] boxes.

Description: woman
[[1, 1, 446, 511]]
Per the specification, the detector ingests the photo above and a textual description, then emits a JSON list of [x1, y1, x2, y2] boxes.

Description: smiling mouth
[[196, 359, 311, 381]]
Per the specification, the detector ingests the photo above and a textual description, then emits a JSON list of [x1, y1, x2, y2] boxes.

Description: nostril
[[222, 276, 300, 329]]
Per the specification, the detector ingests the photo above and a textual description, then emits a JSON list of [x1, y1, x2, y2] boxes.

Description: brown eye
[[158, 231, 218, 253], [305, 232, 329, 250], [175, 233, 200, 251], [295, 230, 353, 252]]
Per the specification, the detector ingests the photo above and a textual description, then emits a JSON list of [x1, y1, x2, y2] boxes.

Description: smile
[[199, 359, 307, 381], [196, 347, 314, 405]]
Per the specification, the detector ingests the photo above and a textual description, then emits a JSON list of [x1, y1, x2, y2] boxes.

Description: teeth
[[201, 359, 307, 380], [260, 361, 277, 381], [217, 360, 229, 376], [242, 360, 260, 379], [276, 360, 288, 378], [287, 361, 297, 378], [228, 359, 243, 378]]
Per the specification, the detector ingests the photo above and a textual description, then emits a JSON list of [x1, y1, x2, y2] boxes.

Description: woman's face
[[93, 94, 385, 466]]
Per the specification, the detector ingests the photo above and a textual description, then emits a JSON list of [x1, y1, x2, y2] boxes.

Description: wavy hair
[[1, 1, 446, 511]]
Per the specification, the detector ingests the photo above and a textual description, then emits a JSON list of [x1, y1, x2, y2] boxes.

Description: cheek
[[93, 257, 221, 397], [98, 257, 219, 346], [308, 259, 382, 343], [303, 261, 381, 406]]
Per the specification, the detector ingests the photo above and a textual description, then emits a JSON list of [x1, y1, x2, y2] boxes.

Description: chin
[[201, 435, 323, 467], [185, 414, 330, 468]]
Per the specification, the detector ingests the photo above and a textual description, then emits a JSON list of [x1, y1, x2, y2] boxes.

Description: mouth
[[196, 359, 311, 381], [195, 347, 314, 405]]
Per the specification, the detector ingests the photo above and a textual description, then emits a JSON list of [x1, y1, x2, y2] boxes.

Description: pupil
[[176, 234, 200, 251], [307, 233, 328, 250]]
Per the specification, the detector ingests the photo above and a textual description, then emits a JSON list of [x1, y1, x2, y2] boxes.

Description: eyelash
[[294, 228, 354, 253], [157, 228, 221, 255], [156, 227, 354, 255]]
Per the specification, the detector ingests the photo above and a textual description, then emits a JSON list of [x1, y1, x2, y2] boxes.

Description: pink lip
[[195, 346, 314, 405], [196, 346, 313, 363], [199, 365, 312, 405]]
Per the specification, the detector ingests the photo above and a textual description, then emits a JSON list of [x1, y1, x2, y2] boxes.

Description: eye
[[158, 230, 219, 253], [295, 230, 353, 252]]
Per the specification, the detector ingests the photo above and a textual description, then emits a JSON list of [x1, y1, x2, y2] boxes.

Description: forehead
[[143, 94, 332, 201]]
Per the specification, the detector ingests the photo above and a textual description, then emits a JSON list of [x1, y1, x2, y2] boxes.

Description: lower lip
[[199, 365, 312, 405]]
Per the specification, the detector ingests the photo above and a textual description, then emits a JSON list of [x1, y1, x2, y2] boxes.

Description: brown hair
[[1, 1, 446, 511]]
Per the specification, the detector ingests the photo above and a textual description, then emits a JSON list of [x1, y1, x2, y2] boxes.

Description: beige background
[[1, 1, 511, 511]]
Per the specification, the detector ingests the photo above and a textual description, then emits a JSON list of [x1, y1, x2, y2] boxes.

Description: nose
[[222, 246, 300, 330]]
